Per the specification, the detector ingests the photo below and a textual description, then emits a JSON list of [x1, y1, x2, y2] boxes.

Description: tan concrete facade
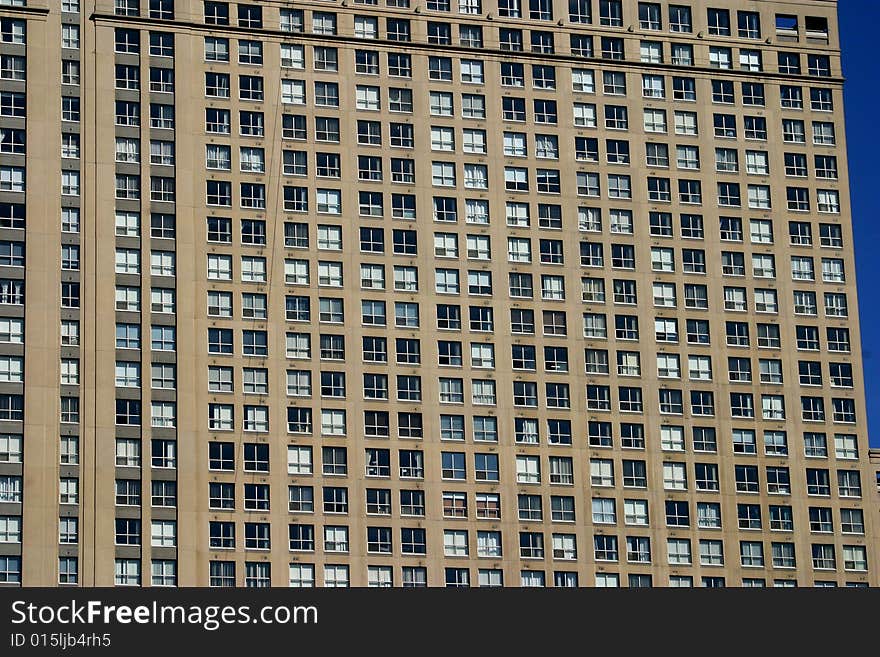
[[1, 0, 878, 587]]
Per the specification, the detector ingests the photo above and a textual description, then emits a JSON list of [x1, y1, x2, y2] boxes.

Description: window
[[355, 85, 381, 111], [663, 462, 687, 490], [840, 508, 865, 536], [604, 105, 628, 131], [776, 81, 804, 110], [269, 41, 302, 69], [589, 458, 613, 487], [460, 59, 484, 84], [639, 2, 661, 29], [598, 0, 623, 26], [315, 563, 348, 588], [838, 470, 861, 498], [0, 474, 22, 502], [353, 16, 378, 40], [624, 536, 651, 565], [843, 546, 868, 572], [739, 48, 764, 72], [813, 121, 836, 146], [61, 24, 81, 50]]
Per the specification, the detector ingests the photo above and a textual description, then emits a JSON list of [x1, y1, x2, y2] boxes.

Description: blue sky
[[840, 5, 880, 445]]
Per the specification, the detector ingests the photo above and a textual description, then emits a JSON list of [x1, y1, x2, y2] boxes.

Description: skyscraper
[[1, 0, 876, 587]]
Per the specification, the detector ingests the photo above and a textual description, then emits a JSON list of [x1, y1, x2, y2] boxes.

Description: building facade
[[0, 0, 876, 587]]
